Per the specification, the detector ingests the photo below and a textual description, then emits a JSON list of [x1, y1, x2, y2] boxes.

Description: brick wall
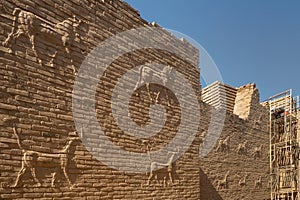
[[0, 0, 201, 199], [200, 84, 270, 200], [0, 1, 273, 199]]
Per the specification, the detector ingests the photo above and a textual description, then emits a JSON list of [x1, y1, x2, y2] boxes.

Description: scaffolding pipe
[[269, 89, 299, 200]]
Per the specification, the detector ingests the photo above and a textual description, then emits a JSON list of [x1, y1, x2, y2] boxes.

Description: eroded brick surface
[[0, 0, 201, 199], [0, 1, 272, 199]]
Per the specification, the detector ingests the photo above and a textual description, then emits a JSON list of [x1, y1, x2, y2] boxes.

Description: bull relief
[[254, 176, 262, 189], [216, 171, 230, 190], [236, 140, 247, 155], [12, 127, 79, 189], [253, 144, 263, 159], [238, 174, 248, 187], [135, 64, 175, 105], [215, 135, 230, 154], [2, 7, 86, 74], [146, 145, 178, 187]]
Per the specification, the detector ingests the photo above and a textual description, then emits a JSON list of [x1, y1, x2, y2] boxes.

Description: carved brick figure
[[2, 8, 85, 73], [253, 144, 263, 159], [12, 127, 78, 188], [135, 65, 175, 105], [238, 174, 248, 187], [147, 145, 177, 187], [216, 135, 230, 154], [217, 171, 229, 190], [254, 176, 262, 189], [236, 140, 247, 155]]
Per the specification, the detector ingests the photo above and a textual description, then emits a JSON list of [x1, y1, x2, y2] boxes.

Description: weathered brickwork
[[0, 0, 201, 199], [0, 1, 273, 200], [200, 84, 270, 200]]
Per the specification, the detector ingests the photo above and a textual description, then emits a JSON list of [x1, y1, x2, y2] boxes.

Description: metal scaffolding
[[270, 89, 299, 200]]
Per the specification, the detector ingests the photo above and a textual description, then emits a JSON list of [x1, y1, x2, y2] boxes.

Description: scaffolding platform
[[269, 89, 299, 200]]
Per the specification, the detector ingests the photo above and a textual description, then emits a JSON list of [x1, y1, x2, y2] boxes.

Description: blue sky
[[125, 0, 300, 101]]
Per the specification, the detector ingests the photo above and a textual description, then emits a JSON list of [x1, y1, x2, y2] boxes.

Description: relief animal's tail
[[147, 145, 152, 162], [134, 65, 145, 90], [138, 65, 145, 83], [137, 65, 145, 88], [13, 127, 24, 151], [12, 8, 22, 16], [10, 8, 22, 33], [2, 8, 22, 47]]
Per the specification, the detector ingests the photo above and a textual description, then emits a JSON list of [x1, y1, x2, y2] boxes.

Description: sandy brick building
[[0, 0, 298, 199]]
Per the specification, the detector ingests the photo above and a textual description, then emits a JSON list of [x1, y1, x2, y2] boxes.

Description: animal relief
[[216, 171, 229, 190], [146, 145, 177, 187], [12, 127, 79, 188], [2, 8, 86, 73]]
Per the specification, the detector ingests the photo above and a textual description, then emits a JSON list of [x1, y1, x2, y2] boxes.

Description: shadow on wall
[[200, 168, 223, 200]]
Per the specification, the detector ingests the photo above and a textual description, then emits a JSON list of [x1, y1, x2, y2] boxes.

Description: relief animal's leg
[[216, 142, 221, 152], [155, 85, 170, 106], [134, 73, 144, 91], [30, 167, 41, 186], [134, 82, 140, 91], [154, 174, 159, 184], [2, 26, 20, 47], [49, 51, 58, 67], [147, 172, 154, 185], [146, 83, 153, 103], [163, 176, 166, 187], [13, 30, 25, 41], [64, 43, 76, 74], [3, 29, 24, 53], [12, 165, 27, 187], [2, 32, 14, 48], [155, 91, 160, 104], [164, 88, 171, 106], [68, 48, 76, 74], [62, 165, 72, 186], [51, 172, 58, 187], [29, 34, 42, 65], [168, 171, 173, 184], [220, 144, 225, 153]]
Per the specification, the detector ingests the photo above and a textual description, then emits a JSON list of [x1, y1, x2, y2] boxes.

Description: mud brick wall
[[298, 112, 300, 138], [200, 84, 270, 200], [0, 0, 202, 199], [234, 83, 261, 120]]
